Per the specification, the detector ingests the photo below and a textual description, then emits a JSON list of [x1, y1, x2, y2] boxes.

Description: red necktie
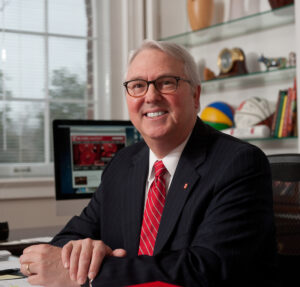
[[138, 160, 167, 256]]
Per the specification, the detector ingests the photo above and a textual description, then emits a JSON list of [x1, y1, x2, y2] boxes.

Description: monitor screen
[[53, 119, 142, 201]]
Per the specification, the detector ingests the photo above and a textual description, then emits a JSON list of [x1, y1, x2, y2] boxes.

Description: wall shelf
[[246, 136, 297, 142], [160, 4, 294, 47], [160, 2, 298, 154], [202, 66, 296, 93]]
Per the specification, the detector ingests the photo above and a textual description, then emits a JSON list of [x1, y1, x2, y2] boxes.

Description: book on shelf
[[281, 88, 292, 137], [285, 87, 297, 137], [284, 77, 297, 137], [277, 91, 288, 138], [271, 90, 287, 137], [271, 79, 297, 138], [270, 91, 281, 137]]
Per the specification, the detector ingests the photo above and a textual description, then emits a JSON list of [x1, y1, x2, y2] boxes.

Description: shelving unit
[[160, 4, 294, 47], [246, 136, 297, 142], [202, 66, 296, 93], [160, 3, 299, 155]]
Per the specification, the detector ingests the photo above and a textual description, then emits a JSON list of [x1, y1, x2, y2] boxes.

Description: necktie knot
[[154, 160, 167, 178]]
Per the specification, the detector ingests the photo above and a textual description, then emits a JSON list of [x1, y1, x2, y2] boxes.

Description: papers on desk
[[0, 278, 43, 287], [0, 252, 11, 261], [0, 261, 39, 287], [0, 274, 22, 280], [0, 260, 20, 271], [0, 237, 53, 246]]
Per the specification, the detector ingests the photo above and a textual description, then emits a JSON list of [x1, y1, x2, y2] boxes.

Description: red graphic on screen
[[71, 135, 125, 170], [73, 143, 102, 166]]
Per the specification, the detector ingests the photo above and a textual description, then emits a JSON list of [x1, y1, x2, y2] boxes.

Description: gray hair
[[127, 39, 201, 88]]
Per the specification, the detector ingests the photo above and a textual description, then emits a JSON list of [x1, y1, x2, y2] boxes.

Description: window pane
[[50, 102, 87, 122], [48, 0, 87, 36], [49, 102, 88, 161], [0, 70, 12, 100], [0, 101, 45, 163], [0, 0, 44, 32], [0, 0, 96, 175], [49, 37, 87, 100], [1, 33, 45, 99]]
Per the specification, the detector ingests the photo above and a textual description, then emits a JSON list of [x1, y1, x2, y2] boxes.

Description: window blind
[[0, 0, 96, 178]]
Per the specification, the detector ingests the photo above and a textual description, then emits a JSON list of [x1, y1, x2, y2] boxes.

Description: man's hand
[[19, 244, 79, 287], [62, 238, 127, 285]]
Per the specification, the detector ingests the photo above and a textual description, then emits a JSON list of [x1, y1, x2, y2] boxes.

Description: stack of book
[[271, 78, 297, 138]]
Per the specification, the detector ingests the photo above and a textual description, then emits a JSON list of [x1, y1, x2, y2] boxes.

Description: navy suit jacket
[[52, 118, 277, 287]]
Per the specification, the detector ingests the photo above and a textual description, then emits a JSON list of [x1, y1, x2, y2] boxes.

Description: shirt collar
[[147, 134, 191, 183]]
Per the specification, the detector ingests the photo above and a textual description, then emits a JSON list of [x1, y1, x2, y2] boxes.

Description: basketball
[[200, 101, 234, 130], [234, 97, 273, 128]]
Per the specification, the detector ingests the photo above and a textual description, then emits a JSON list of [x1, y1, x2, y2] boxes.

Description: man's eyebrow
[[126, 74, 180, 81], [125, 77, 146, 81]]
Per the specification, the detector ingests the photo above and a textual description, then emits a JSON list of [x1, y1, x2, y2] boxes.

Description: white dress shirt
[[144, 135, 191, 207]]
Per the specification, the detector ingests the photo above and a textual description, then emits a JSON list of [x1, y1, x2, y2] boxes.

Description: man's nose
[[145, 83, 161, 102]]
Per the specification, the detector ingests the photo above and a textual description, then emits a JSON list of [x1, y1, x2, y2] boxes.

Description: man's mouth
[[145, 111, 167, 118]]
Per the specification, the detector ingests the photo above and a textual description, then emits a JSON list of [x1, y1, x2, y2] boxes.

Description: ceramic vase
[[268, 0, 294, 9], [187, 0, 214, 31]]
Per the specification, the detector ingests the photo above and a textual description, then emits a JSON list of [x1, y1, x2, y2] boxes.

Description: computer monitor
[[53, 119, 142, 216]]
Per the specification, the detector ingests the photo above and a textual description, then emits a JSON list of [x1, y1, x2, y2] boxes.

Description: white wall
[[0, 179, 71, 231], [97, 0, 145, 121], [0, 197, 69, 230]]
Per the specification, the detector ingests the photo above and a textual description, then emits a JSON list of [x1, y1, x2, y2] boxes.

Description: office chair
[[268, 154, 300, 286]]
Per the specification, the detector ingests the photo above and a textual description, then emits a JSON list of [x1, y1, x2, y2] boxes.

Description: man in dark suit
[[20, 40, 277, 287]]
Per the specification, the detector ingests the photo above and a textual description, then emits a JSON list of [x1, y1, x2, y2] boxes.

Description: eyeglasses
[[123, 76, 192, 98]]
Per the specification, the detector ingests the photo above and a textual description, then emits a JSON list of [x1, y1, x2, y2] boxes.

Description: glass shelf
[[246, 136, 297, 142], [160, 4, 294, 47], [202, 66, 296, 93]]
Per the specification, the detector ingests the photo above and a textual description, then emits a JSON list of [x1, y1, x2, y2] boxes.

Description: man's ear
[[193, 85, 201, 110]]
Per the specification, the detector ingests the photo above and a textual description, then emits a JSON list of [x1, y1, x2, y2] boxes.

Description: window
[[0, 0, 96, 178]]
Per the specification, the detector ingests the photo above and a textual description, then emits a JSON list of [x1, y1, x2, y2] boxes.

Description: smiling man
[[124, 45, 200, 159], [20, 40, 277, 287]]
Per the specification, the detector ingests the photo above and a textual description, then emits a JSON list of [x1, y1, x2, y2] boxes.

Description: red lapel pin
[[184, 183, 188, 190]]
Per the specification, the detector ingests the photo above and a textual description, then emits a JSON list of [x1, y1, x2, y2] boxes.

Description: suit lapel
[[122, 144, 149, 256], [154, 119, 211, 254]]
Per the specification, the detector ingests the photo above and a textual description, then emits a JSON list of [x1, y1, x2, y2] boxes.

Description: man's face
[[125, 48, 200, 149]]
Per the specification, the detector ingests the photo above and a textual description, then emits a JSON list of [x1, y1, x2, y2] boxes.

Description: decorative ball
[[200, 101, 234, 130], [234, 97, 273, 128]]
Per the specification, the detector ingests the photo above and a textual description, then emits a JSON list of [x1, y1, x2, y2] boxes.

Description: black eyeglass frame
[[123, 76, 192, 98]]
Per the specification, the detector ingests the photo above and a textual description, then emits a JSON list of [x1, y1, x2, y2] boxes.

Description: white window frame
[[0, 0, 98, 181]]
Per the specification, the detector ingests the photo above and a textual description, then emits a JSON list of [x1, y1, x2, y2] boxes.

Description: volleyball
[[200, 101, 234, 130], [234, 97, 273, 128]]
